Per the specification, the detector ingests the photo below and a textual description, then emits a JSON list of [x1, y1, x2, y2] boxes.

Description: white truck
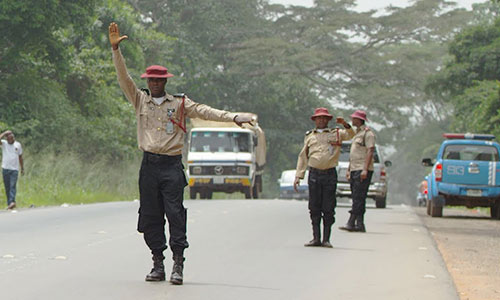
[[186, 114, 266, 199]]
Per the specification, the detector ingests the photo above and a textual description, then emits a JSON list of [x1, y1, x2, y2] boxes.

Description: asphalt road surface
[[0, 200, 458, 300]]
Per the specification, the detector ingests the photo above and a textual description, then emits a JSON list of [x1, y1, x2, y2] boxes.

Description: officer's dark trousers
[[137, 152, 189, 257], [349, 170, 374, 216], [308, 168, 337, 230]]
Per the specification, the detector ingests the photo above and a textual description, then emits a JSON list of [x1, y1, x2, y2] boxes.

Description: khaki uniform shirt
[[349, 125, 376, 171], [295, 127, 355, 179], [112, 49, 236, 155]]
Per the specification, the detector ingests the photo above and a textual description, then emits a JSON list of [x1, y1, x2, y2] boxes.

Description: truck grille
[[189, 165, 249, 176]]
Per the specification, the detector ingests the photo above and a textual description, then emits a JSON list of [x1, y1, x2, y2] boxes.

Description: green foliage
[[452, 80, 500, 135], [426, 6, 500, 141]]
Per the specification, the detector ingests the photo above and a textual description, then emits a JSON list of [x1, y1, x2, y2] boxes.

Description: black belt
[[143, 152, 182, 164], [309, 167, 336, 174]]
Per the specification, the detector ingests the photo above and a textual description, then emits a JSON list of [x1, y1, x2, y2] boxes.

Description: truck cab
[[187, 117, 265, 199], [422, 133, 500, 219]]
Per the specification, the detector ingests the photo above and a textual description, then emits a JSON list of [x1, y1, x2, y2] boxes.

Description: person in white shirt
[[0, 130, 24, 210]]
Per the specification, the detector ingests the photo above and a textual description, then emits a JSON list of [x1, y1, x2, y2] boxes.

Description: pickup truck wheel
[[189, 188, 197, 200], [491, 202, 500, 220], [426, 198, 431, 215], [375, 197, 386, 208], [430, 198, 443, 217]]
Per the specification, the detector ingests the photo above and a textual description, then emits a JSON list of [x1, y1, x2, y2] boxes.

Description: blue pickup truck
[[422, 133, 500, 219]]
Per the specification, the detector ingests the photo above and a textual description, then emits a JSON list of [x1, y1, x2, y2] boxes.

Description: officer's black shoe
[[321, 241, 333, 248], [170, 255, 185, 285], [304, 239, 322, 247], [354, 215, 366, 232], [145, 255, 165, 282], [339, 214, 356, 232]]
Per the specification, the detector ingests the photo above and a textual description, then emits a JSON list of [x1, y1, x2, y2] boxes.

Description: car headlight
[[236, 166, 248, 175], [191, 166, 202, 175]]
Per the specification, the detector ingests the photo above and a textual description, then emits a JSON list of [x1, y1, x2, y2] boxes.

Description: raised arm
[[336, 117, 355, 140], [0, 130, 12, 140], [109, 22, 141, 108]]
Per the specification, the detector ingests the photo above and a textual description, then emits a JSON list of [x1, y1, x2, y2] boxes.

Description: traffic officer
[[339, 110, 375, 233], [294, 107, 354, 247], [109, 22, 253, 285]]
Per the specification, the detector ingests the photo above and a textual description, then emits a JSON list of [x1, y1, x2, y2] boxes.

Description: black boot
[[145, 254, 165, 282], [304, 223, 321, 247], [322, 225, 333, 248], [170, 255, 185, 285], [339, 213, 356, 232], [354, 215, 366, 232]]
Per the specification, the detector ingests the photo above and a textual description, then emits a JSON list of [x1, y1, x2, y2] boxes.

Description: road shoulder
[[414, 207, 500, 300]]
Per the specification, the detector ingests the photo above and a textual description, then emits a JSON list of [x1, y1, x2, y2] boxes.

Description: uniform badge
[[166, 109, 176, 134]]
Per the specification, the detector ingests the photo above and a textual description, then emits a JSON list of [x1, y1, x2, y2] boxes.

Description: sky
[[269, 0, 488, 11]]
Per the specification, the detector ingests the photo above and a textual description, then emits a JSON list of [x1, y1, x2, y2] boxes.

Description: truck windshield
[[443, 144, 499, 161], [190, 131, 251, 153]]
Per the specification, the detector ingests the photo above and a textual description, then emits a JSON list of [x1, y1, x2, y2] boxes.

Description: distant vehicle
[[422, 133, 500, 219], [187, 115, 266, 199], [416, 178, 428, 207], [336, 141, 392, 208], [278, 169, 309, 200]]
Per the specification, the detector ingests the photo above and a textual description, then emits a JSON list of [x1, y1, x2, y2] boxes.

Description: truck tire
[[491, 202, 500, 220], [200, 190, 213, 199], [430, 197, 443, 217], [189, 188, 197, 200], [375, 197, 386, 208], [244, 187, 252, 199]]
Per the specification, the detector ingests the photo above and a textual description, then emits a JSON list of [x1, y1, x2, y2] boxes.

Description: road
[[0, 200, 458, 300]]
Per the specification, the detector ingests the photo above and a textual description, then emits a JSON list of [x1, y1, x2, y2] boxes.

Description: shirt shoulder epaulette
[[140, 88, 150, 96], [173, 93, 186, 98], [305, 130, 313, 136]]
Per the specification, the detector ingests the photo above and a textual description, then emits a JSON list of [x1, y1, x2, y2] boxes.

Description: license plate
[[466, 189, 482, 197], [213, 177, 224, 184]]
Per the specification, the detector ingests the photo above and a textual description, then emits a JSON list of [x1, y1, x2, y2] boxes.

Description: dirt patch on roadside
[[415, 207, 500, 300]]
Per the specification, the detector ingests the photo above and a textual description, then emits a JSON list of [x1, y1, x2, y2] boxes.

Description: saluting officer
[[109, 22, 253, 285], [340, 110, 375, 233], [294, 107, 354, 247]]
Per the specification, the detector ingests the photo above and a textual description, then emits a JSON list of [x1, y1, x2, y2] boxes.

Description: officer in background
[[340, 110, 375, 233], [109, 22, 253, 285], [294, 108, 354, 247]]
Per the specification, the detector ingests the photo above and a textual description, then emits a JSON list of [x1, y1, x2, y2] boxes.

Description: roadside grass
[[0, 152, 140, 208], [0, 151, 279, 208]]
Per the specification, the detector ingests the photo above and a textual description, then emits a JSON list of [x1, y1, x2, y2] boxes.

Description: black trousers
[[137, 152, 189, 257], [349, 170, 374, 216], [308, 168, 337, 228]]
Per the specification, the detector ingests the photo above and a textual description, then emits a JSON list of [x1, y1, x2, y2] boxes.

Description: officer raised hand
[[108, 22, 128, 50]]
